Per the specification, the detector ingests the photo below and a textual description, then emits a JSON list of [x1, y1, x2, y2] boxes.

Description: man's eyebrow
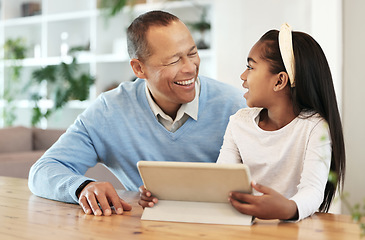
[[247, 57, 257, 64], [189, 46, 197, 52]]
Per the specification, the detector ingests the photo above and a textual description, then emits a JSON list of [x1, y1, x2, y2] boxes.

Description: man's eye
[[246, 65, 253, 70], [169, 59, 180, 65], [188, 52, 198, 56]]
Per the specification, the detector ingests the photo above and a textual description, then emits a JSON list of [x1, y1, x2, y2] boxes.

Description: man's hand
[[78, 181, 132, 216], [138, 185, 158, 208], [229, 181, 299, 220]]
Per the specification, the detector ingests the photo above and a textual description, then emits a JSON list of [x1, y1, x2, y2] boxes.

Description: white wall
[[213, 0, 312, 89], [342, 0, 365, 214], [310, 0, 343, 113]]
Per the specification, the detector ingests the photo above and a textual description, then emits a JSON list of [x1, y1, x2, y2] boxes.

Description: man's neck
[[145, 77, 200, 121], [149, 93, 181, 120]]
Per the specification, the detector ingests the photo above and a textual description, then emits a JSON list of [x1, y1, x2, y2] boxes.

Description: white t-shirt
[[217, 107, 331, 221]]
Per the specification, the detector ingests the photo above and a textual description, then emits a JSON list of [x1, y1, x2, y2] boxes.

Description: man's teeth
[[175, 79, 194, 86]]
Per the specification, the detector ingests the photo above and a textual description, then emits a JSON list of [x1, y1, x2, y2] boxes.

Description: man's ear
[[274, 72, 289, 91], [130, 58, 147, 79]]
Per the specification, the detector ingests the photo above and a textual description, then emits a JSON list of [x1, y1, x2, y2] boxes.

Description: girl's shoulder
[[298, 111, 326, 124], [231, 107, 262, 121], [297, 111, 329, 133]]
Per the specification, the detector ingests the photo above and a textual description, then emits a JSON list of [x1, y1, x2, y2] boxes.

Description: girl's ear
[[274, 72, 289, 91], [130, 58, 147, 79]]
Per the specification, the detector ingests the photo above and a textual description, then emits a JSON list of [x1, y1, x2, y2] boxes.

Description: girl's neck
[[258, 104, 297, 131]]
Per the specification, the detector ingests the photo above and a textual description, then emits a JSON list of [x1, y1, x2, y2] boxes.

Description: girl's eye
[[246, 65, 253, 70]]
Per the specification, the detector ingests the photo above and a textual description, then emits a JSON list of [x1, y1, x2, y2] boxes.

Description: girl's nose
[[240, 69, 248, 81]]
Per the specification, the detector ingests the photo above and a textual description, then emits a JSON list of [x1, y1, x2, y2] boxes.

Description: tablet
[[137, 161, 252, 203]]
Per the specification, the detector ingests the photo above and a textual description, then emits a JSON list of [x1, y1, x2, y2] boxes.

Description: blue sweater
[[29, 76, 245, 203]]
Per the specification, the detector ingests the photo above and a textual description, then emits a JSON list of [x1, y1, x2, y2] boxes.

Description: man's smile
[[174, 78, 195, 86]]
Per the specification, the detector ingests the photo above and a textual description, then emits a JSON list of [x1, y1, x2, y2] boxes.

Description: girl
[[217, 23, 345, 221]]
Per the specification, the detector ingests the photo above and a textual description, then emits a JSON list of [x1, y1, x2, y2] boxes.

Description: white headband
[[278, 23, 295, 87]]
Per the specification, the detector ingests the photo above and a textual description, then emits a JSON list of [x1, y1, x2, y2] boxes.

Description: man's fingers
[[120, 198, 132, 211], [86, 194, 102, 216], [103, 187, 125, 215], [78, 182, 133, 216], [109, 198, 123, 215], [96, 193, 112, 216], [79, 196, 92, 215], [109, 195, 132, 215]]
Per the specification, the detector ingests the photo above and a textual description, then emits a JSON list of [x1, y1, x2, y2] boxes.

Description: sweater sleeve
[[28, 97, 106, 204], [290, 120, 332, 221]]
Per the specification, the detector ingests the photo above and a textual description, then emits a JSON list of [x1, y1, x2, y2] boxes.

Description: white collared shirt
[[145, 78, 200, 132]]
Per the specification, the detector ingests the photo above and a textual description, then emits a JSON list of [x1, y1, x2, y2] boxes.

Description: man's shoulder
[[199, 76, 242, 97], [198, 76, 246, 112], [200, 76, 237, 89], [101, 79, 144, 100], [91, 78, 146, 112], [107, 78, 144, 93]]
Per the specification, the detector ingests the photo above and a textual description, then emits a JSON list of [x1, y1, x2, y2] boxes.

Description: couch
[[0, 126, 124, 189]]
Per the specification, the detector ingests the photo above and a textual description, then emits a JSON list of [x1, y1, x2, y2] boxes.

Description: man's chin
[[181, 93, 196, 104]]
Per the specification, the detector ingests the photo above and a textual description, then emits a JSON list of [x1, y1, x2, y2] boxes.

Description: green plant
[[186, 6, 211, 49], [99, 0, 129, 18], [341, 193, 365, 237], [98, 0, 143, 22], [27, 47, 94, 126], [188, 10, 211, 32], [328, 171, 365, 237], [2, 37, 28, 126], [4, 38, 27, 60]]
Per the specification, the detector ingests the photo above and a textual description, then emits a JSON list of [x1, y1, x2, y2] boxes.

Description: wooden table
[[0, 176, 361, 240]]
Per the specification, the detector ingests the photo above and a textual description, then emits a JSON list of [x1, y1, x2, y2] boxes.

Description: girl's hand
[[229, 181, 299, 220], [138, 185, 158, 208]]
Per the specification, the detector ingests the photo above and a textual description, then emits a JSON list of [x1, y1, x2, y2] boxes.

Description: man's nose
[[182, 58, 196, 73]]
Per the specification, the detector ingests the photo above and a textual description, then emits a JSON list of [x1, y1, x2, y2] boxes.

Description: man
[[28, 10, 245, 216]]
